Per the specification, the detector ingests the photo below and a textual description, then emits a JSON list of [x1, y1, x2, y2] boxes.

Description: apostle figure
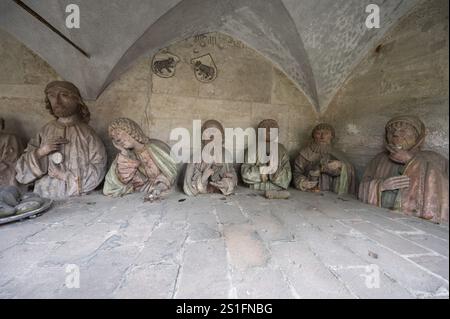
[[0, 118, 23, 187], [241, 119, 292, 191], [183, 119, 237, 196], [103, 118, 178, 201], [293, 123, 356, 195], [15, 81, 107, 199], [359, 115, 448, 223]]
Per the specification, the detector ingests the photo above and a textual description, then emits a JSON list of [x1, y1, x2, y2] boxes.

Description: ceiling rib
[[12, 0, 90, 58]]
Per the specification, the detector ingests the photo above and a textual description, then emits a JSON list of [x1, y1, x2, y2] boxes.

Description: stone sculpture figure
[[241, 119, 292, 191], [293, 123, 356, 195], [183, 120, 237, 196], [103, 118, 178, 201], [359, 115, 448, 223], [0, 185, 46, 218], [0, 118, 23, 187], [15, 81, 107, 199]]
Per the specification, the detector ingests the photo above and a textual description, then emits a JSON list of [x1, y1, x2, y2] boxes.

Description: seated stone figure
[[0, 118, 23, 187], [103, 118, 178, 201], [293, 123, 356, 195], [241, 119, 292, 191], [0, 185, 46, 218], [183, 120, 237, 196], [15, 81, 107, 199], [359, 115, 448, 223]]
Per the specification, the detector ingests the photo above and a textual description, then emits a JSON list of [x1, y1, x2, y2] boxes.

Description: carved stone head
[[312, 123, 335, 146], [385, 116, 425, 151], [108, 118, 149, 150], [202, 119, 224, 145], [258, 119, 279, 143], [45, 81, 90, 122]]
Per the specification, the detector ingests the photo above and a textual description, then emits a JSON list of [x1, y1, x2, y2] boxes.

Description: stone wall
[[323, 0, 449, 180], [1, 0, 449, 182], [0, 30, 317, 163]]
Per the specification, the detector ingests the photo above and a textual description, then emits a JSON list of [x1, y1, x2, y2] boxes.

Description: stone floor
[[0, 186, 448, 299]]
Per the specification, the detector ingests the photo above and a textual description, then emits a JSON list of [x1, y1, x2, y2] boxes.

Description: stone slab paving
[[0, 187, 448, 299]]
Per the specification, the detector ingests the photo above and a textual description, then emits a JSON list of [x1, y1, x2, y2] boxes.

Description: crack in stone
[[212, 207, 237, 298], [170, 232, 189, 299]]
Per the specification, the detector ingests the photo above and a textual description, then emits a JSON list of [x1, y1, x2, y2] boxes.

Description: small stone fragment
[[368, 250, 379, 259]]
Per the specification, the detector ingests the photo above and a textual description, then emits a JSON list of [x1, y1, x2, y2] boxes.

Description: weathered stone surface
[[136, 222, 187, 264], [399, 234, 449, 257], [0, 30, 317, 165], [233, 267, 293, 299], [113, 263, 179, 299], [333, 234, 449, 298], [408, 255, 449, 281], [269, 241, 354, 298], [0, 187, 448, 298], [330, 266, 414, 299], [223, 223, 268, 271], [340, 220, 429, 256], [324, 0, 449, 179], [175, 239, 229, 298], [215, 202, 248, 225]]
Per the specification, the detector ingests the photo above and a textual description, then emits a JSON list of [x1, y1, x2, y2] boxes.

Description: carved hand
[[325, 160, 342, 172], [210, 178, 234, 195], [223, 172, 235, 179], [48, 164, 67, 180], [309, 169, 321, 178], [145, 183, 168, 201], [210, 179, 227, 190], [117, 153, 140, 183], [36, 137, 68, 158], [381, 176, 410, 191], [201, 165, 215, 184], [301, 179, 318, 190]]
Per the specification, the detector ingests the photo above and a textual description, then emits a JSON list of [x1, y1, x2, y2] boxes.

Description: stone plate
[[0, 198, 52, 225]]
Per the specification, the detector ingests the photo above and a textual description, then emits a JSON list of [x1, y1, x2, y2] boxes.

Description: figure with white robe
[[15, 81, 107, 199]]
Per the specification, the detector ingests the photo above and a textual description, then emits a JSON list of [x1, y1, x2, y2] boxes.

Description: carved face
[[386, 122, 418, 150], [202, 126, 222, 144], [264, 127, 273, 143], [46, 87, 80, 118], [110, 129, 137, 150], [258, 120, 278, 143], [313, 129, 333, 145]]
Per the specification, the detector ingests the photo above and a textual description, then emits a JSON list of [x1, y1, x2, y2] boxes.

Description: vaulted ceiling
[[0, 0, 421, 112]]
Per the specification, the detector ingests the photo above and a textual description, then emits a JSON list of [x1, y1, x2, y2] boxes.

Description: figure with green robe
[[183, 119, 237, 196], [241, 119, 292, 191], [103, 118, 178, 201], [293, 123, 356, 195]]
